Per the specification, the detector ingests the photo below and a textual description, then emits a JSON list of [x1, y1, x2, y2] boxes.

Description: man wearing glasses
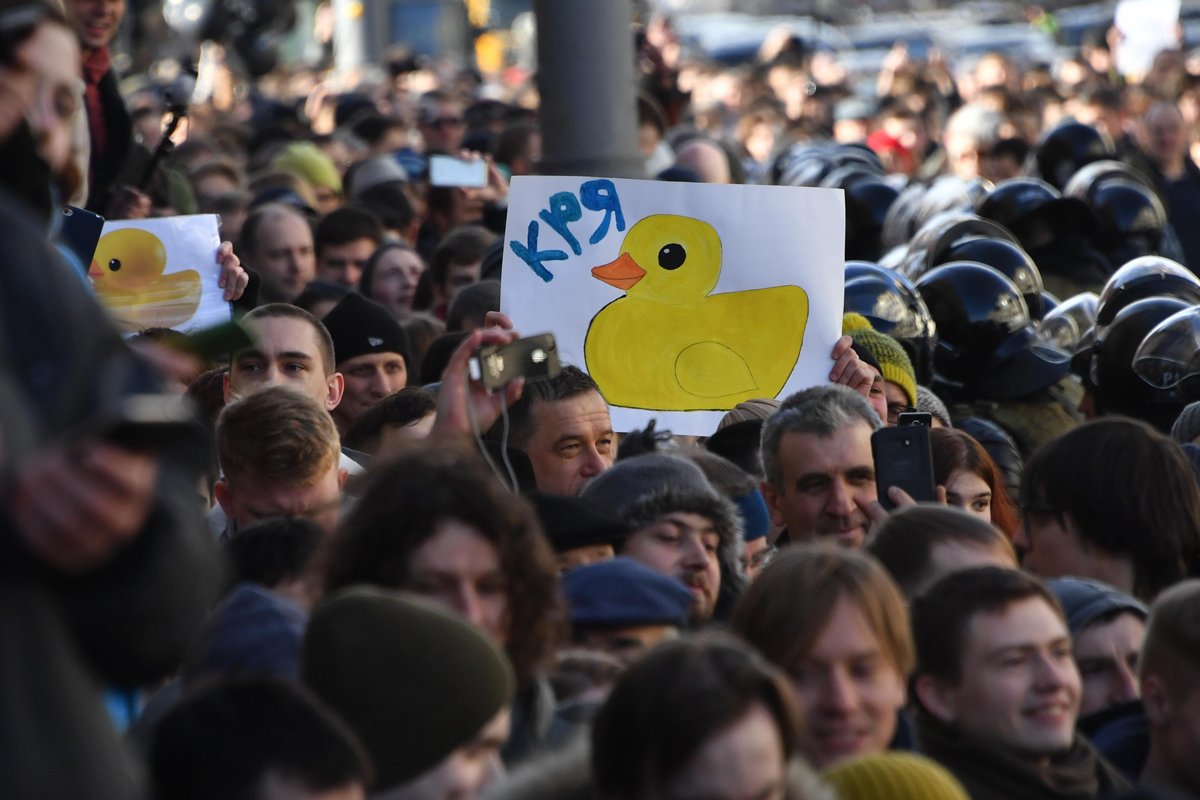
[[417, 90, 467, 154]]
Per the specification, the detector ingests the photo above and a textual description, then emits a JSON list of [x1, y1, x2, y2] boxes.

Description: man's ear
[[214, 477, 233, 517], [337, 468, 349, 490], [760, 479, 787, 528], [222, 370, 233, 404], [914, 673, 958, 724], [1142, 674, 1173, 726], [325, 372, 345, 411]]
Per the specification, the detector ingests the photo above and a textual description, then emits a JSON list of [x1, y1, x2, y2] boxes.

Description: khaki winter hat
[[302, 587, 514, 792]]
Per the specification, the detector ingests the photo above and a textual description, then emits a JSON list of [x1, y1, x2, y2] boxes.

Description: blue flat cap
[[563, 557, 693, 629]]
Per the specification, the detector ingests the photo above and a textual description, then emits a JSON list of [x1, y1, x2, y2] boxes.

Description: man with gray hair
[[942, 103, 1006, 181], [760, 384, 881, 548]]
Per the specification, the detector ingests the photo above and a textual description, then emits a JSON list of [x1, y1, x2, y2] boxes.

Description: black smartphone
[[897, 411, 933, 427], [61, 205, 105, 268], [871, 425, 936, 511], [469, 333, 561, 390], [82, 395, 206, 456]]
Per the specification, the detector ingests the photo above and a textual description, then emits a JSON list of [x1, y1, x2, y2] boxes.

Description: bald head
[[242, 203, 316, 303], [1143, 102, 1188, 173], [674, 139, 731, 184]]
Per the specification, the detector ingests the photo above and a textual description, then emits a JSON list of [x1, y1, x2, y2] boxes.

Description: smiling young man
[[732, 546, 912, 770], [911, 567, 1129, 800]]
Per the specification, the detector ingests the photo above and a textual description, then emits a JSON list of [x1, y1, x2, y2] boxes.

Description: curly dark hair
[[326, 445, 564, 686]]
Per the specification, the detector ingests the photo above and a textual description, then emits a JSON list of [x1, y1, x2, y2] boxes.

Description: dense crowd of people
[[7, 0, 1200, 798]]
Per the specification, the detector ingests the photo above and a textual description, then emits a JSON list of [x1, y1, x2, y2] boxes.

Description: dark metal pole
[[533, 0, 645, 179]]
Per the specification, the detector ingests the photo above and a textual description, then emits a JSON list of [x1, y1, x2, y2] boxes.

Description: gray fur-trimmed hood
[[618, 486, 746, 623]]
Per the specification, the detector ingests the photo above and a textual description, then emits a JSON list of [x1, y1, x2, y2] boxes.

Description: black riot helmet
[[1036, 291, 1100, 355], [843, 261, 937, 384], [1085, 179, 1168, 267], [911, 175, 994, 236], [774, 142, 885, 188], [1032, 121, 1116, 191], [881, 182, 927, 252], [916, 261, 1070, 400], [1095, 256, 1200, 327], [933, 236, 1045, 319], [1040, 290, 1061, 319], [821, 167, 899, 262], [956, 416, 1025, 499], [976, 177, 1096, 248], [1134, 305, 1200, 400], [1064, 158, 1159, 198], [1091, 296, 1192, 432], [898, 212, 1018, 280]]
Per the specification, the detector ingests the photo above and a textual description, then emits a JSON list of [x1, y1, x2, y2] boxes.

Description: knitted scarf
[[916, 710, 1130, 800], [81, 47, 110, 163]]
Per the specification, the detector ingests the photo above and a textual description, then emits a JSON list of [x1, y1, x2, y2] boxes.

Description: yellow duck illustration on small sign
[[584, 214, 809, 411], [90, 228, 202, 333]]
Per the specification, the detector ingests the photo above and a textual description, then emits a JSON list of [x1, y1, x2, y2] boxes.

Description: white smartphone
[[429, 155, 488, 188]]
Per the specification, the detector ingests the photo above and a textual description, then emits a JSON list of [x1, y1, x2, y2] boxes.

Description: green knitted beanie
[[851, 328, 918, 407], [822, 752, 969, 800], [273, 142, 343, 194], [302, 587, 514, 792]]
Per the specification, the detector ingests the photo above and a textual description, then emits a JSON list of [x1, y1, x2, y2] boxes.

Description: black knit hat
[[529, 492, 630, 554], [323, 292, 412, 369], [301, 587, 514, 792]]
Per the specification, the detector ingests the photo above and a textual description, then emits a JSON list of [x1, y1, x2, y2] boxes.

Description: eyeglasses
[[1021, 503, 1059, 517], [745, 544, 778, 573], [428, 116, 464, 129], [886, 403, 915, 424]]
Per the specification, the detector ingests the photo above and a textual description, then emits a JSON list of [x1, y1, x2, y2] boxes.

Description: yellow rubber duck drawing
[[90, 228, 202, 333], [584, 214, 809, 411]]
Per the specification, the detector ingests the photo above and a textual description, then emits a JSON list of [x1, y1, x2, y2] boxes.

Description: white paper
[[501, 176, 845, 435], [90, 214, 229, 335], [1115, 0, 1180, 78]]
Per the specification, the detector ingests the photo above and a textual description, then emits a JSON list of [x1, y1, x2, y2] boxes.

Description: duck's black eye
[[658, 243, 686, 270], [108, 258, 122, 271]]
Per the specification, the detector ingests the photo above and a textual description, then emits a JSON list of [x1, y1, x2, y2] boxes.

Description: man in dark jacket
[[63, 0, 133, 212], [911, 567, 1129, 800], [0, 8, 220, 795]]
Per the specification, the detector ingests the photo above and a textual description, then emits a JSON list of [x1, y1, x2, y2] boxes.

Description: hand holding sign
[[88, 215, 233, 334], [501, 176, 845, 435]]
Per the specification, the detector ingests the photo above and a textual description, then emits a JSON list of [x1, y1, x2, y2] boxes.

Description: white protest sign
[[1115, 0, 1180, 78], [501, 176, 845, 435], [89, 214, 229, 334]]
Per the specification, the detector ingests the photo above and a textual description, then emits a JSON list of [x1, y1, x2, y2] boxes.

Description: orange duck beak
[[591, 252, 646, 291]]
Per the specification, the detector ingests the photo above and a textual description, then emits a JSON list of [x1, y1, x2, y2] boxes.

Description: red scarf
[[82, 47, 110, 162]]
